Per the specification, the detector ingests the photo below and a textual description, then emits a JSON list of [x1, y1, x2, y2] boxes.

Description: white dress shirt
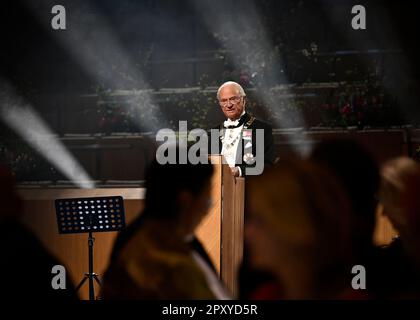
[[221, 111, 245, 175], [221, 125, 243, 168]]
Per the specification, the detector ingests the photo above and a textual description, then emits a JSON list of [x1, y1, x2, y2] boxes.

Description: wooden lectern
[[195, 155, 245, 296]]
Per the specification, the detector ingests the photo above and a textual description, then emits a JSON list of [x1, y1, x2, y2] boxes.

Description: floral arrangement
[[319, 83, 401, 128]]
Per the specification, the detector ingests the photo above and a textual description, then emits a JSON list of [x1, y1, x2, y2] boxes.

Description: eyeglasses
[[218, 95, 243, 106]]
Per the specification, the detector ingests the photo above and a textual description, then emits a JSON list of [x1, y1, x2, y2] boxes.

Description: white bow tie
[[224, 119, 240, 128]]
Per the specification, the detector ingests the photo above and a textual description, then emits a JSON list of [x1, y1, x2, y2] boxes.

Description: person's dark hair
[[309, 139, 380, 254], [143, 151, 213, 219]]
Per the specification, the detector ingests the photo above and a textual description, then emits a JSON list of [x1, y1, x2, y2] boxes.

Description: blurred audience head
[[245, 157, 352, 299], [0, 164, 22, 220], [310, 139, 380, 255], [379, 157, 420, 241], [143, 145, 214, 235]]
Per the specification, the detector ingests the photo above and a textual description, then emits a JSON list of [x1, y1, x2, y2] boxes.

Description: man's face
[[218, 85, 245, 120]]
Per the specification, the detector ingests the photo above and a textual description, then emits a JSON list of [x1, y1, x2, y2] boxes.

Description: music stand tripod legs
[[75, 231, 103, 300]]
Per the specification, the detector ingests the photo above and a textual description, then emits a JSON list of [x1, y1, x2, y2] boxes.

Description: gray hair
[[216, 81, 246, 100]]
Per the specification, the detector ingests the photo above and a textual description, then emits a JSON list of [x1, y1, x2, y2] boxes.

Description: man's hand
[[231, 166, 240, 177]]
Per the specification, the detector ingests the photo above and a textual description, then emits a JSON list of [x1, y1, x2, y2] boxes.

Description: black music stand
[[55, 196, 126, 300]]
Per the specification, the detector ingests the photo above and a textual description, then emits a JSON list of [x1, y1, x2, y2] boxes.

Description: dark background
[[1, 0, 419, 182]]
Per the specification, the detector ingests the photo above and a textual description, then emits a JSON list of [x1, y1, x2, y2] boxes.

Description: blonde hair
[[379, 157, 420, 233], [248, 158, 352, 265]]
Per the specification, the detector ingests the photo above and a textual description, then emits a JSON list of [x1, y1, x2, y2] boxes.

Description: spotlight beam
[[24, 0, 164, 132], [0, 82, 94, 188]]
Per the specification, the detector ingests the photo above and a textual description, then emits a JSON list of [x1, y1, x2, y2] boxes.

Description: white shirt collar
[[223, 110, 246, 128]]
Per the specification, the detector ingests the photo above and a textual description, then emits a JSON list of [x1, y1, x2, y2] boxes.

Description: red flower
[[341, 104, 352, 116]]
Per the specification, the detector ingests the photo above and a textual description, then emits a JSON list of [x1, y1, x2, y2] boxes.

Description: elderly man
[[213, 81, 276, 176]]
